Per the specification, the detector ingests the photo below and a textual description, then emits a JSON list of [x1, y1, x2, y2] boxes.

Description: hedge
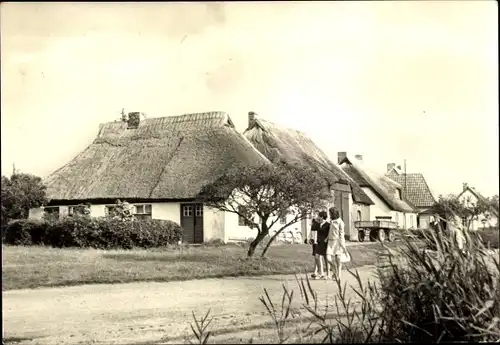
[[3, 216, 183, 249]]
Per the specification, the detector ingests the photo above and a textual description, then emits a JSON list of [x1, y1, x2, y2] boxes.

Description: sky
[[1, 1, 498, 198]]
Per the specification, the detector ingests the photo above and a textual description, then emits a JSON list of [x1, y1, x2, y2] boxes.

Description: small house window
[[195, 205, 203, 217], [44, 206, 60, 220], [280, 215, 286, 224], [134, 204, 152, 220], [183, 205, 193, 217], [238, 206, 253, 227], [357, 210, 362, 221], [68, 206, 75, 215], [105, 206, 116, 216], [395, 189, 402, 199]]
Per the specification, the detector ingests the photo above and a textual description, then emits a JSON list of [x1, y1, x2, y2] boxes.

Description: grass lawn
[[2, 241, 401, 291]]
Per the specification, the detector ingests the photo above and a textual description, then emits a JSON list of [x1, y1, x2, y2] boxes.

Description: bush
[[471, 227, 499, 249], [3, 216, 183, 249], [375, 229, 500, 342]]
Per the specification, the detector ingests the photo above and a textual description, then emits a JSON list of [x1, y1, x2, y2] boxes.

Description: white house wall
[[458, 190, 498, 230], [360, 187, 417, 230], [152, 203, 181, 224], [361, 187, 393, 219], [203, 206, 226, 242]]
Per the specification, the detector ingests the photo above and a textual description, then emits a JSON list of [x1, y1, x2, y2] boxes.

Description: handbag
[[340, 247, 351, 263]]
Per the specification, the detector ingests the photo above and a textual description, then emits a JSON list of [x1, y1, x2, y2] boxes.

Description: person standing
[[306, 212, 321, 278], [325, 207, 346, 282], [315, 211, 330, 279]]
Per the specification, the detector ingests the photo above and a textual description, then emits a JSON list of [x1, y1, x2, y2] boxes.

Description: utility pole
[[404, 159, 407, 200]]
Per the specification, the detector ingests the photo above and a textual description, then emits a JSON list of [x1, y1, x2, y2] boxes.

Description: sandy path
[[3, 265, 377, 345]]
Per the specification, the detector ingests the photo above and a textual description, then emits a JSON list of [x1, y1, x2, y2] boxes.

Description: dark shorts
[[315, 241, 327, 256], [312, 242, 327, 256]]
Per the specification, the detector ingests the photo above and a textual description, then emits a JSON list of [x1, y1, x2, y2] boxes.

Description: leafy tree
[[431, 194, 490, 230], [107, 200, 135, 221], [197, 162, 331, 257], [487, 194, 499, 212], [1, 173, 47, 226]]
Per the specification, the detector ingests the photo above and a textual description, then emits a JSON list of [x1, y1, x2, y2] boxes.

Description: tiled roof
[[386, 171, 436, 208]]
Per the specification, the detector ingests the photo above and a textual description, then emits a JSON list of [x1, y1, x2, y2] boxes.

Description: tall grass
[[189, 229, 500, 343]]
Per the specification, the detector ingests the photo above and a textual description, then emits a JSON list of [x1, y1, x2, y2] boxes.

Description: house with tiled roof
[[386, 163, 436, 229], [457, 183, 499, 230]]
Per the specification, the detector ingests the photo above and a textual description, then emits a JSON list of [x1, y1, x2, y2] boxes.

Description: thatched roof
[[44, 112, 271, 201], [340, 156, 416, 213], [243, 114, 374, 205]]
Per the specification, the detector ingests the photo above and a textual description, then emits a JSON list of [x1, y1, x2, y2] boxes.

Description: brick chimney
[[338, 152, 347, 164], [127, 112, 141, 129], [248, 111, 257, 129], [463, 182, 468, 191], [387, 163, 396, 172], [355, 154, 363, 161]]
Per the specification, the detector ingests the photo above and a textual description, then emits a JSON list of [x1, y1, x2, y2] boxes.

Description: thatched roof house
[[44, 111, 269, 202], [338, 154, 415, 213], [243, 112, 374, 240], [243, 112, 373, 206], [34, 111, 272, 244]]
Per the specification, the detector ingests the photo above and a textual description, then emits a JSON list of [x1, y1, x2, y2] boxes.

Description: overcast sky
[[1, 1, 498, 198]]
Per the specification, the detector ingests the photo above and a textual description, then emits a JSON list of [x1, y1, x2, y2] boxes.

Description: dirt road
[[3, 265, 377, 345]]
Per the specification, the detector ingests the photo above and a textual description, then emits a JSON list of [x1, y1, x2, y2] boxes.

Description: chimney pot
[[338, 152, 347, 164], [248, 111, 256, 129], [387, 163, 396, 172], [355, 154, 363, 161]]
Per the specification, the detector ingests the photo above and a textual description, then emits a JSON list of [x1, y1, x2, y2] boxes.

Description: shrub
[[471, 227, 499, 249], [3, 216, 183, 249], [3, 219, 51, 245]]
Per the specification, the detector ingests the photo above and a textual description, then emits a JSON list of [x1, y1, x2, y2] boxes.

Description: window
[[134, 204, 152, 220], [43, 207, 60, 221], [238, 206, 253, 227], [183, 205, 193, 217], [195, 205, 203, 217], [105, 206, 116, 216], [68, 206, 75, 215], [279, 215, 286, 224], [395, 189, 402, 200], [357, 210, 362, 221]]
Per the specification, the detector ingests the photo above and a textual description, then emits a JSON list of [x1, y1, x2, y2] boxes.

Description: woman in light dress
[[325, 207, 346, 282]]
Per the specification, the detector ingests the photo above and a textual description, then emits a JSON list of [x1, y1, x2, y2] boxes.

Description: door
[[342, 192, 351, 240], [180, 203, 204, 243], [334, 192, 351, 240]]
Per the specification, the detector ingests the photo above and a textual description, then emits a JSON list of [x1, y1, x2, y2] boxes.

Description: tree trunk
[[247, 228, 268, 257], [260, 227, 284, 258]]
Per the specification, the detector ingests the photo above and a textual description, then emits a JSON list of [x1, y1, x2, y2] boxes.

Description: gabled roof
[[458, 186, 499, 217], [386, 170, 436, 208], [339, 156, 416, 213], [243, 115, 374, 205], [44, 111, 271, 201]]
